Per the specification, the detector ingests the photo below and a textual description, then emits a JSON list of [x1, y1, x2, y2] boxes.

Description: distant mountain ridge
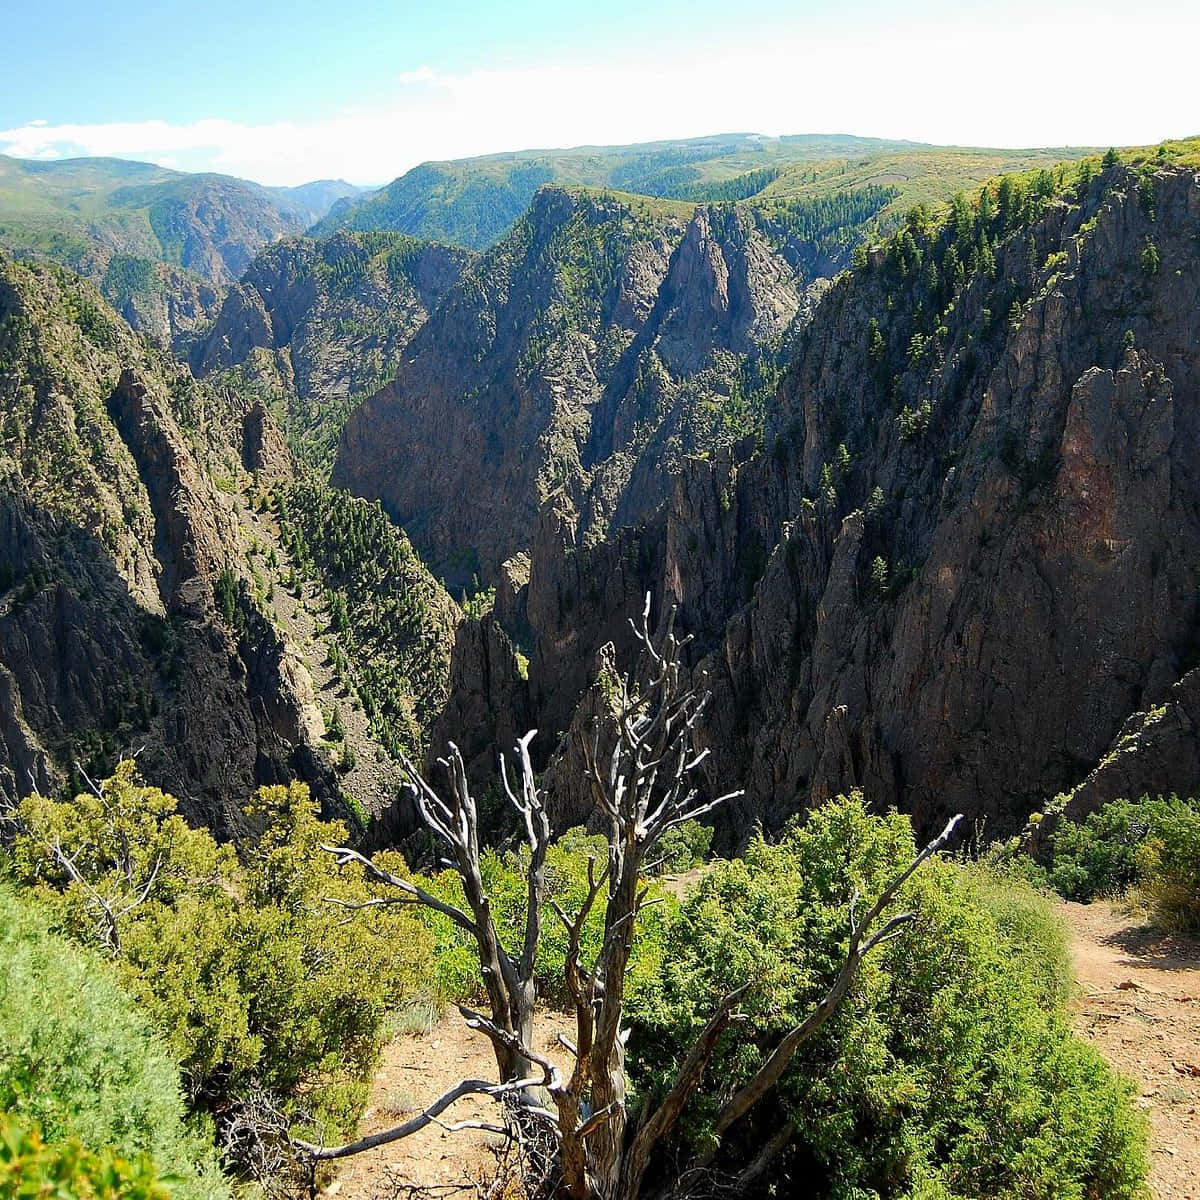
[[311, 132, 1092, 249], [0, 154, 365, 347]]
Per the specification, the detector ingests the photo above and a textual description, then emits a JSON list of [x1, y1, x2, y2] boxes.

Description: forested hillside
[[0, 249, 458, 832]]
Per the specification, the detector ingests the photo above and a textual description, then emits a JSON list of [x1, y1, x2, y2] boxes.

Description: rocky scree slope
[[431, 158, 1200, 842], [333, 185, 843, 589], [0, 253, 371, 833], [192, 231, 474, 468]]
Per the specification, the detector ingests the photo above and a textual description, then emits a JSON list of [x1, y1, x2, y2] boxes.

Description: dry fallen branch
[[291, 1073, 548, 1161]]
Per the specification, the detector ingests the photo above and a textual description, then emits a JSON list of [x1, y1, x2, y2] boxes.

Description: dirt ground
[[327, 1011, 573, 1200], [1061, 900, 1200, 1200]]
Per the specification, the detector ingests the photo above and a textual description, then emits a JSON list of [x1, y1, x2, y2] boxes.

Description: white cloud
[[0, 20, 1194, 186], [396, 66, 436, 85]]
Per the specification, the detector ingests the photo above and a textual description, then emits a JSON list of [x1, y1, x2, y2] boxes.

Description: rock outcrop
[[110, 262, 222, 355], [1059, 666, 1200, 823], [193, 233, 475, 405], [333, 187, 820, 589], [424, 161, 1200, 842], [652, 162, 1200, 838], [0, 252, 350, 832]]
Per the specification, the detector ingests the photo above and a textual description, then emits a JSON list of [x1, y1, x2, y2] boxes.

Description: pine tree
[[327, 705, 346, 742], [871, 555, 889, 596], [977, 184, 996, 228]]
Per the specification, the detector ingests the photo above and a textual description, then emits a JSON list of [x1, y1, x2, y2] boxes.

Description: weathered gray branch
[[319, 843, 478, 935], [620, 981, 753, 1199], [291, 1073, 547, 1161]]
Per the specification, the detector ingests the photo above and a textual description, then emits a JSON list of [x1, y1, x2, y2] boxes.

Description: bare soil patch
[[327, 1011, 573, 1200], [1061, 899, 1200, 1199]]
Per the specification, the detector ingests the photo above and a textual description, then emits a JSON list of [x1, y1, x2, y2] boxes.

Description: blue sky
[[0, 0, 1195, 185]]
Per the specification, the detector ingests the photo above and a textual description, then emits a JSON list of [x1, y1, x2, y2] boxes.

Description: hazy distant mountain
[[0, 155, 363, 346], [268, 178, 369, 222]]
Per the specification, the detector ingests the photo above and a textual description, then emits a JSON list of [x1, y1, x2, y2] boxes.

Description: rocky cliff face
[[685, 162, 1200, 837], [431, 160, 1200, 842], [113, 262, 221, 355], [0, 253, 349, 832], [1058, 665, 1200, 824], [648, 161, 1200, 838], [120, 174, 317, 287], [333, 187, 821, 589], [193, 232, 474, 401]]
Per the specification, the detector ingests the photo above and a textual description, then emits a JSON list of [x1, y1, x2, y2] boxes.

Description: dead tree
[[319, 728, 549, 1086], [297, 596, 961, 1200]]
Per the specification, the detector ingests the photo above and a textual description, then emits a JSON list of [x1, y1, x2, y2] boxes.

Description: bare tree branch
[[456, 1006, 563, 1097], [292, 1074, 550, 1161], [319, 843, 478, 935], [733, 1118, 796, 1193], [620, 981, 753, 1198]]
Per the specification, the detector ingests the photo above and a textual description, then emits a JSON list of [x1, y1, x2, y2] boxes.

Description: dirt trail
[[327, 1011, 573, 1200], [1061, 900, 1200, 1199]]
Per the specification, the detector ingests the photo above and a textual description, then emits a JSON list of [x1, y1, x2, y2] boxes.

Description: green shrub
[[0, 1112, 169, 1200], [1136, 804, 1200, 934], [1045, 799, 1150, 901], [213, 567, 238, 628], [326, 704, 346, 741], [1044, 794, 1199, 911], [7, 766, 438, 1149], [965, 862, 1072, 1005], [624, 797, 1147, 1200], [0, 886, 228, 1200], [653, 820, 714, 874]]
